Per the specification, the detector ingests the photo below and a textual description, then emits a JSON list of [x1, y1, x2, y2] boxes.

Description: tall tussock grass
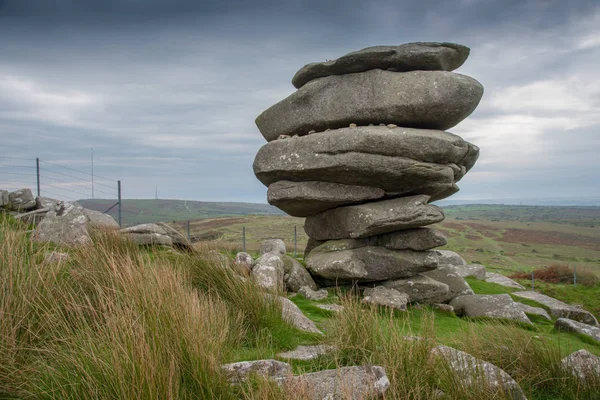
[[0, 217, 290, 399]]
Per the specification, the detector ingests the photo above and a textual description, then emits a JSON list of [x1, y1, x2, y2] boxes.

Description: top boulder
[[292, 42, 470, 89]]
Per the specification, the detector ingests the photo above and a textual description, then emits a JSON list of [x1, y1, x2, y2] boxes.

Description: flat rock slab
[[287, 365, 389, 399], [275, 296, 323, 335], [380, 274, 449, 304], [421, 265, 474, 303], [517, 303, 552, 321], [316, 304, 344, 313], [431, 346, 527, 400], [454, 263, 487, 280], [254, 127, 478, 201], [363, 286, 409, 310], [555, 318, 600, 343], [277, 345, 336, 361], [282, 255, 317, 292], [513, 291, 598, 326], [256, 69, 484, 141], [485, 272, 525, 289], [561, 349, 600, 380], [292, 42, 470, 88], [304, 195, 444, 240], [8, 188, 36, 211], [377, 228, 447, 251], [222, 359, 291, 384], [450, 294, 532, 324], [436, 250, 467, 266], [268, 181, 385, 217], [306, 245, 438, 281]]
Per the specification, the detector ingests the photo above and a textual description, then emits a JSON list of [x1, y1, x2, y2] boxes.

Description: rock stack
[[253, 42, 483, 304]]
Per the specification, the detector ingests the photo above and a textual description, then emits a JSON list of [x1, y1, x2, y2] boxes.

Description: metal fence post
[[574, 265, 577, 287], [117, 180, 122, 227], [36, 158, 41, 197], [293, 225, 297, 258], [187, 220, 191, 240], [242, 226, 246, 252]]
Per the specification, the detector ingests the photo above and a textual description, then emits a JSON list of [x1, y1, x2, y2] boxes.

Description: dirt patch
[[499, 229, 600, 251], [481, 230, 500, 238], [462, 222, 497, 231], [465, 234, 482, 241]]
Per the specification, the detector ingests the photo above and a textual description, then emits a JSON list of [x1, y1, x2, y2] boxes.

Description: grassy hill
[[78, 198, 284, 226]]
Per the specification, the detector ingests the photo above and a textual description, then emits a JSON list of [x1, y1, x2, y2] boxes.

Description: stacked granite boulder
[[253, 42, 483, 304]]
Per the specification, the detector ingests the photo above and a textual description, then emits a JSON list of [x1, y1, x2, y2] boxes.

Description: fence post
[[187, 220, 191, 240], [36, 158, 41, 197], [574, 265, 577, 287], [293, 225, 297, 258], [531, 270, 534, 290], [117, 180, 122, 227], [242, 226, 246, 252]]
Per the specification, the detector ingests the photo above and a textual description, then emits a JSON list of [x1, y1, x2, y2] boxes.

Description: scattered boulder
[[450, 294, 532, 324], [44, 251, 69, 264], [287, 365, 390, 399], [485, 272, 525, 289], [268, 180, 385, 217], [561, 349, 600, 381], [234, 252, 253, 273], [36, 196, 60, 211], [422, 265, 474, 303], [252, 253, 285, 292], [377, 228, 447, 251], [83, 208, 120, 229], [292, 42, 470, 88], [362, 286, 409, 311], [516, 303, 551, 321], [431, 346, 526, 400], [306, 245, 438, 281], [316, 304, 344, 313], [304, 195, 445, 240], [33, 201, 118, 247], [156, 222, 194, 251], [513, 291, 598, 326], [8, 189, 36, 211], [275, 295, 322, 334], [277, 345, 335, 361], [436, 250, 466, 266], [432, 303, 455, 314], [380, 274, 449, 304], [555, 318, 600, 343], [260, 239, 286, 256], [255, 69, 484, 141], [298, 286, 328, 301], [221, 359, 291, 384], [119, 223, 173, 247], [454, 264, 487, 280], [282, 255, 317, 292]]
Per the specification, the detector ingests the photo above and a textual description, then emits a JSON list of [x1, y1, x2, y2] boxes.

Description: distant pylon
[[155, 186, 158, 200]]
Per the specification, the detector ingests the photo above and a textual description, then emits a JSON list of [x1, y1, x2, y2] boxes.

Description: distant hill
[[78, 199, 284, 226]]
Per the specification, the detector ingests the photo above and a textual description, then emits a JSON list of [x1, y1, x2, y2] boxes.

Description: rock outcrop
[[252, 41, 483, 306], [450, 294, 532, 324], [555, 318, 600, 343], [513, 291, 598, 326]]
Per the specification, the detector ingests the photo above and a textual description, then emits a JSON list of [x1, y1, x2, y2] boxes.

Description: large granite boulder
[[516, 303, 552, 321], [431, 346, 527, 400], [512, 291, 598, 326], [292, 42, 470, 88], [256, 69, 484, 141], [288, 365, 389, 399], [252, 253, 285, 292], [32, 201, 118, 247], [222, 359, 291, 384], [260, 239, 286, 256], [306, 245, 438, 282], [267, 181, 384, 217], [304, 237, 325, 257], [422, 264, 474, 303], [8, 189, 36, 211], [362, 286, 409, 311], [304, 195, 444, 240], [380, 274, 450, 304], [436, 250, 466, 266], [454, 264, 487, 280], [234, 252, 253, 273], [156, 222, 194, 251], [450, 294, 532, 324], [555, 318, 600, 343], [377, 228, 447, 251], [561, 349, 600, 381], [119, 223, 173, 246], [83, 208, 120, 229]]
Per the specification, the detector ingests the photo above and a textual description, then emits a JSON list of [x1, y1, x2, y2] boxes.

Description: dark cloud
[[0, 0, 599, 202]]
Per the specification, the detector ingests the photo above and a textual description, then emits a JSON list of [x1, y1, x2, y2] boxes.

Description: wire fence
[[0, 156, 122, 226]]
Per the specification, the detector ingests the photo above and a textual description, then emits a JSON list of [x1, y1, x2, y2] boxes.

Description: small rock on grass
[[362, 286, 409, 311], [561, 349, 600, 381], [222, 359, 291, 384], [316, 303, 344, 313], [277, 345, 336, 361], [298, 286, 328, 301]]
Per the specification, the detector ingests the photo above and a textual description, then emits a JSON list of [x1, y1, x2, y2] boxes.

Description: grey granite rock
[[304, 195, 444, 240], [277, 345, 336, 361], [516, 303, 551, 321], [8, 188, 36, 211], [120, 223, 173, 246], [485, 272, 525, 289], [282, 255, 317, 292], [234, 252, 253, 272], [513, 291, 598, 326], [561, 349, 600, 381], [380, 274, 450, 304], [306, 245, 438, 282], [422, 265, 474, 303], [267, 180, 385, 217], [156, 222, 194, 251], [292, 42, 470, 88], [0, 190, 8, 207], [450, 294, 532, 324], [260, 239, 286, 256], [252, 253, 285, 292], [316, 304, 344, 313], [454, 264, 487, 280], [222, 359, 291, 384], [377, 228, 447, 251], [362, 286, 409, 311], [256, 69, 484, 141], [298, 286, 328, 301], [555, 318, 600, 343], [436, 250, 467, 266], [275, 295, 322, 334]]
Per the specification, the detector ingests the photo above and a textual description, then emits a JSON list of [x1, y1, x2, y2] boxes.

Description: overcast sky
[[0, 0, 599, 203]]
